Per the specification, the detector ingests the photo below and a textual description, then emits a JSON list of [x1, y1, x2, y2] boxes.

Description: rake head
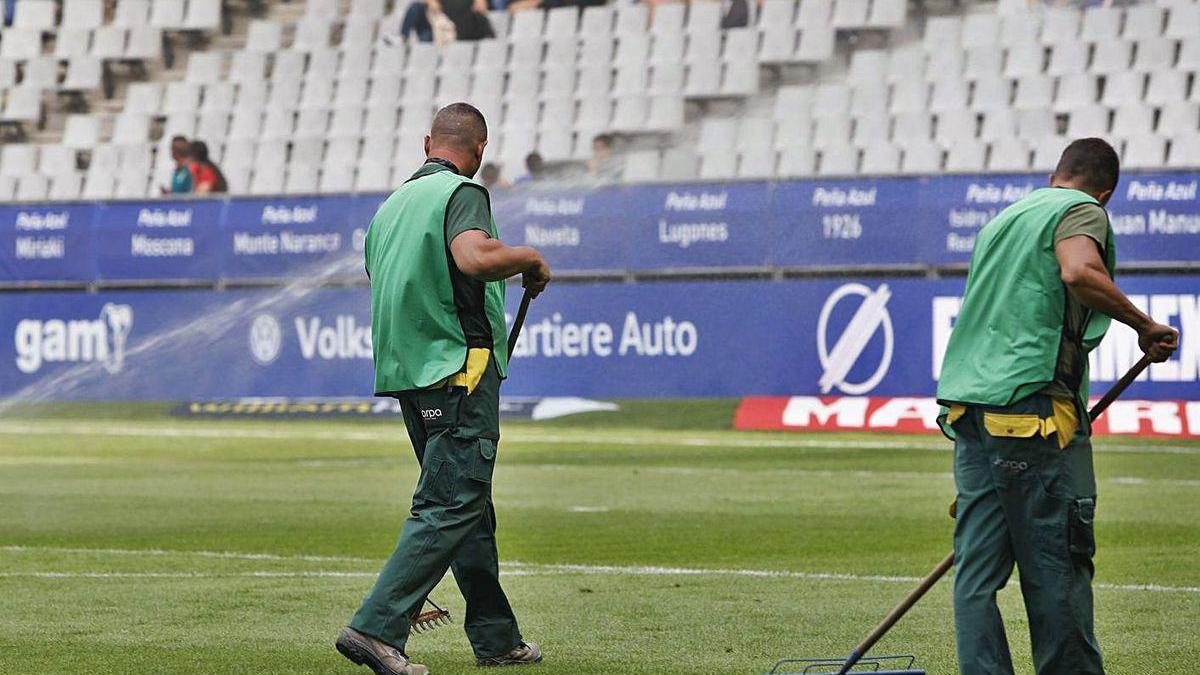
[[767, 655, 925, 674], [410, 599, 452, 634]]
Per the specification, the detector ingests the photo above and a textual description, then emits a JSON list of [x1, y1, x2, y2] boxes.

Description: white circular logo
[[817, 283, 894, 395], [249, 314, 282, 366]]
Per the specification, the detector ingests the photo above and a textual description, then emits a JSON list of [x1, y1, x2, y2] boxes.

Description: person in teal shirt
[[937, 138, 1178, 675], [336, 103, 551, 675], [165, 136, 194, 194]]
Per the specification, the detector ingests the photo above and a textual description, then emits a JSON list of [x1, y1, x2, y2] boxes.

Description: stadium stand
[[0, 0, 1196, 197]]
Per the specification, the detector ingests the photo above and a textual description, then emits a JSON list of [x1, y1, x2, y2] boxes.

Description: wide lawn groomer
[[336, 102, 551, 675], [937, 138, 1178, 675]]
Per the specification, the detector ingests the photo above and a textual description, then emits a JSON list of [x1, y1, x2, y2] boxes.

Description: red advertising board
[[735, 396, 1200, 438]]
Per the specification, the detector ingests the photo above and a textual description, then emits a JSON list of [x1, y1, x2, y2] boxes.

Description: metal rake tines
[[768, 655, 924, 674], [410, 599, 453, 634]]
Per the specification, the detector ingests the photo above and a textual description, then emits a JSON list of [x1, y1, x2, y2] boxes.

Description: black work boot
[[476, 641, 543, 667]]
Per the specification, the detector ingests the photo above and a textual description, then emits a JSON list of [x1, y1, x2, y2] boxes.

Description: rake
[[768, 354, 1154, 675], [411, 288, 536, 635], [410, 597, 453, 634]]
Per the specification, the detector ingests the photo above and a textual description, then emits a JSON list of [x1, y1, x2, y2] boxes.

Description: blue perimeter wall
[[1, 171, 1197, 401], [2, 277, 1197, 401], [3, 171, 1199, 282]]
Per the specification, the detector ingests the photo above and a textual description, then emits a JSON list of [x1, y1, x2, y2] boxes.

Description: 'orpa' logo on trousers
[[817, 283, 894, 395]]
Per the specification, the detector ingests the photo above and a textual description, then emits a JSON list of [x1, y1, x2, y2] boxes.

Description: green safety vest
[[937, 187, 1117, 413], [365, 170, 509, 394]]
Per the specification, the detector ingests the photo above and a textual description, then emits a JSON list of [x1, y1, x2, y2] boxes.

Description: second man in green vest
[[336, 103, 552, 675], [937, 138, 1178, 675]]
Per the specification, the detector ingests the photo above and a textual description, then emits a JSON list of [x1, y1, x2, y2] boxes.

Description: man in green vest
[[336, 103, 551, 675], [937, 138, 1178, 675]]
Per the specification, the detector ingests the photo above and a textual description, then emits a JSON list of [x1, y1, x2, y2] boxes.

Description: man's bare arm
[[1056, 235, 1177, 362], [450, 230, 551, 297]]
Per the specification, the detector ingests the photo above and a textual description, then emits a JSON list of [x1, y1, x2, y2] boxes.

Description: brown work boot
[[476, 641, 543, 667], [336, 627, 430, 675]]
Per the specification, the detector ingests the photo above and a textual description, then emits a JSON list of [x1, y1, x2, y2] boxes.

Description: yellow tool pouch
[[442, 348, 491, 395], [429, 345, 494, 393], [983, 398, 1079, 450], [983, 413, 1042, 438], [945, 404, 967, 426], [1044, 398, 1079, 450]]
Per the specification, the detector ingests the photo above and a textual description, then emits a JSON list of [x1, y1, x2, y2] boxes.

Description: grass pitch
[[1, 401, 1197, 674]]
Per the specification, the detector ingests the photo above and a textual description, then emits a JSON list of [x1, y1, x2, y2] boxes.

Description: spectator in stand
[[514, 152, 544, 184], [398, 0, 494, 43], [398, 0, 435, 42], [479, 162, 509, 190], [162, 136, 194, 195], [720, 0, 751, 29], [587, 134, 620, 180], [440, 0, 495, 40], [190, 141, 228, 194]]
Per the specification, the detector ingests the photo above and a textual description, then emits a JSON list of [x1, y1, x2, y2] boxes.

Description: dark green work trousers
[[349, 358, 522, 659], [951, 394, 1104, 675]]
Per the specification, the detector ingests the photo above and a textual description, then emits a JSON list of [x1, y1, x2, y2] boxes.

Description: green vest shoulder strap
[[365, 170, 509, 394], [936, 187, 1117, 420]]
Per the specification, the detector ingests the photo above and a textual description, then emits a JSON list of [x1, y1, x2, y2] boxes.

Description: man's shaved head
[[430, 103, 487, 152], [1052, 138, 1120, 204], [425, 103, 489, 178]]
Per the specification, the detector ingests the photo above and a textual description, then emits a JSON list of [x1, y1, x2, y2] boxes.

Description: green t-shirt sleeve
[[1054, 203, 1109, 252], [445, 184, 492, 243]]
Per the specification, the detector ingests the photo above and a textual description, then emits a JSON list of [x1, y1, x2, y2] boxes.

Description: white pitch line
[[2, 421, 1199, 455], [0, 545, 373, 564], [0, 570, 550, 580], [0, 571, 374, 579], [3, 545, 1199, 594]]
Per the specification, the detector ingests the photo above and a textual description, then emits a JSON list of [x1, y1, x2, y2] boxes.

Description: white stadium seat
[[149, 0, 187, 29], [55, 28, 93, 59], [186, 0, 223, 30], [2, 87, 43, 122], [246, 20, 284, 52], [14, 0, 57, 30], [988, 138, 1030, 171], [63, 0, 104, 29], [62, 58, 103, 91], [861, 144, 901, 174], [113, 0, 149, 26], [16, 174, 51, 201], [901, 143, 942, 174], [1, 29, 43, 60], [187, 52, 224, 84], [1166, 134, 1200, 168], [1080, 7, 1123, 43]]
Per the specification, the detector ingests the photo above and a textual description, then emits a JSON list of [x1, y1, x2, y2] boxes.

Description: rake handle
[[1087, 353, 1152, 423], [507, 287, 533, 362], [835, 354, 1154, 675], [835, 552, 955, 675]]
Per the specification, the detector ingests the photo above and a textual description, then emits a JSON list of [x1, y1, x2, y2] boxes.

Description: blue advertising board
[[491, 187, 632, 271], [0, 202, 95, 282], [2, 277, 1196, 401], [1107, 174, 1200, 263], [0, 171, 1196, 285], [772, 177, 931, 267], [917, 173, 1043, 265], [622, 182, 777, 270], [92, 199, 224, 280], [219, 195, 362, 279]]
